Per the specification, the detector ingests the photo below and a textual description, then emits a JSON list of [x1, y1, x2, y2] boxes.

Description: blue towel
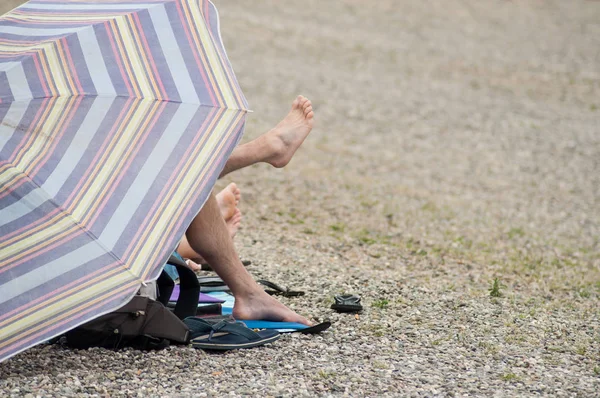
[[239, 320, 308, 330]]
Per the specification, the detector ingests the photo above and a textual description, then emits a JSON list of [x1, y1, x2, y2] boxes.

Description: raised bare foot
[[232, 289, 312, 326], [265, 95, 314, 168], [216, 182, 241, 221]]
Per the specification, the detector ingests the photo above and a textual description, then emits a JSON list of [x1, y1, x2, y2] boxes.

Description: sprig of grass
[[501, 372, 518, 382], [489, 278, 504, 298], [372, 299, 389, 309]]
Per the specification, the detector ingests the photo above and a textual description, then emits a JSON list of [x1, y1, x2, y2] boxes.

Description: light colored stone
[[1, 0, 599, 396]]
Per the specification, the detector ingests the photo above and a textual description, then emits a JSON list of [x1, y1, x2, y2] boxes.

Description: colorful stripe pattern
[[0, 0, 249, 363]]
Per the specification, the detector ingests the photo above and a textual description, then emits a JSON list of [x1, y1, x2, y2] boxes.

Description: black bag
[[64, 295, 190, 350], [63, 256, 201, 351], [156, 255, 201, 320]]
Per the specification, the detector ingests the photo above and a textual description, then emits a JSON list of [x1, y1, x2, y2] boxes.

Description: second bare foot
[[226, 208, 242, 238], [265, 95, 315, 168], [216, 183, 241, 221]]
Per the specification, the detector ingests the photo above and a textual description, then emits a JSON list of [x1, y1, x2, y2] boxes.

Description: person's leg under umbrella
[[185, 192, 311, 325], [178, 95, 314, 265], [176, 183, 242, 268]]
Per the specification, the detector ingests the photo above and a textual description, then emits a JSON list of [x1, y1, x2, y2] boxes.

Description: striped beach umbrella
[[0, 0, 249, 362]]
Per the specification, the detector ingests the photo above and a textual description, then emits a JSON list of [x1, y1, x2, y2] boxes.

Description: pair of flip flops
[[331, 294, 363, 313], [184, 317, 279, 350]]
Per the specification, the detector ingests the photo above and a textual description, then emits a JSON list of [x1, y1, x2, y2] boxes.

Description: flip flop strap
[[257, 279, 287, 293], [212, 321, 261, 341], [334, 295, 361, 305], [188, 318, 260, 342], [207, 320, 230, 340]]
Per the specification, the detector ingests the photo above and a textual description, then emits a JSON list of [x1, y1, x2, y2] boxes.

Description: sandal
[[184, 317, 279, 350], [331, 294, 363, 313], [257, 280, 305, 297]]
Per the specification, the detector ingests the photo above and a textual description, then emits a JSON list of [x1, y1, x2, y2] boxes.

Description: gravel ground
[[1, 0, 599, 396]]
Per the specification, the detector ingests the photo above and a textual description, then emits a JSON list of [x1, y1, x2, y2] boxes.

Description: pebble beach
[[1, 0, 599, 396]]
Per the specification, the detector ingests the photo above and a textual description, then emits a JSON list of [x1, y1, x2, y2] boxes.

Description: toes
[[304, 105, 312, 115], [292, 95, 303, 109], [297, 96, 309, 109], [228, 183, 241, 202], [185, 259, 202, 272], [306, 110, 314, 119], [231, 208, 242, 220], [294, 95, 313, 111], [225, 183, 235, 195], [289, 313, 313, 326]]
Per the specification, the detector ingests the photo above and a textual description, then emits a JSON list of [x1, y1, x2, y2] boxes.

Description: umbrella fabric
[[0, 0, 248, 362]]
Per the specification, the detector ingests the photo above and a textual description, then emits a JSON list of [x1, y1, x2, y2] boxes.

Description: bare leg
[[219, 95, 314, 177], [177, 184, 242, 262], [185, 193, 312, 325], [182, 209, 242, 272]]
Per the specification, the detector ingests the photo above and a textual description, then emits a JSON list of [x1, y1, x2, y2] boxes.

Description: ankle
[[264, 131, 288, 168], [228, 276, 264, 299]]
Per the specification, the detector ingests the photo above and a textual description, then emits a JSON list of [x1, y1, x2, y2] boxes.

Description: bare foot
[[227, 208, 242, 238], [232, 289, 312, 326], [216, 183, 241, 221], [265, 95, 314, 168]]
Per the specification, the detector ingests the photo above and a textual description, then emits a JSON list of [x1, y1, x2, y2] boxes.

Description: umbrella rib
[[1, 96, 251, 112], [3, 160, 131, 270]]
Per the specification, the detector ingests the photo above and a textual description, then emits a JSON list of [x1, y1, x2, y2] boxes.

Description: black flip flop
[[184, 317, 279, 350], [257, 280, 305, 297], [299, 321, 332, 334], [331, 294, 363, 313], [198, 276, 229, 292]]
